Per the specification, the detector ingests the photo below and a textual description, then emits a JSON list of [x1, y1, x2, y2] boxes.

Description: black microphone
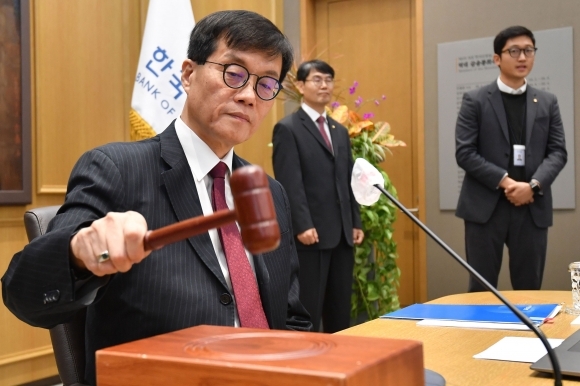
[[350, 158, 562, 386]]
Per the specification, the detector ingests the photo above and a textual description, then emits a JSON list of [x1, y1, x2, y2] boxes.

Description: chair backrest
[[24, 206, 88, 386]]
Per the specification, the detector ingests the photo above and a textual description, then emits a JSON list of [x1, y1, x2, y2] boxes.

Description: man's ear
[[181, 59, 196, 91], [493, 53, 501, 68], [295, 81, 305, 95]]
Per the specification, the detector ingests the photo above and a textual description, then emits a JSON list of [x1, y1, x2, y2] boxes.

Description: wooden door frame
[[410, 0, 427, 303], [299, 0, 427, 303]]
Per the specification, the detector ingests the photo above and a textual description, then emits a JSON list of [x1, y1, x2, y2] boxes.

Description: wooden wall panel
[[313, 0, 422, 305], [410, 0, 426, 302], [0, 354, 56, 386], [300, 0, 317, 60], [34, 0, 142, 194]]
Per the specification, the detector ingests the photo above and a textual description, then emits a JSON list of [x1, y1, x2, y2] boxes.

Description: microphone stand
[[373, 184, 563, 386]]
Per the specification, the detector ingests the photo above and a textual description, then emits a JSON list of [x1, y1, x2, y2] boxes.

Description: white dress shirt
[[175, 116, 258, 327], [497, 76, 527, 95], [301, 102, 333, 147]]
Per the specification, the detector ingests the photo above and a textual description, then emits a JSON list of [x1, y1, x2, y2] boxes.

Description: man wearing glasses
[[455, 26, 567, 292], [272, 60, 363, 333], [3, 10, 312, 385]]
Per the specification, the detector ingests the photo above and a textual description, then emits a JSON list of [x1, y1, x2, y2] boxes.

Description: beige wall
[[424, 0, 580, 299], [0, 1, 283, 384]]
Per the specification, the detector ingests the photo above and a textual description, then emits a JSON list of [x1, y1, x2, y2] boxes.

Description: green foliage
[[350, 133, 401, 321]]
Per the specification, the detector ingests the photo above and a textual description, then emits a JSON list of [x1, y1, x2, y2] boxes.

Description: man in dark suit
[[2, 10, 311, 385], [455, 26, 567, 292], [272, 60, 363, 333]]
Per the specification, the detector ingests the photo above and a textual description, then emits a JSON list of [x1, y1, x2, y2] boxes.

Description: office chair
[[24, 206, 88, 386]]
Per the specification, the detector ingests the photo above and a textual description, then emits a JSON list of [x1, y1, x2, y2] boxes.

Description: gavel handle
[[143, 209, 237, 251]]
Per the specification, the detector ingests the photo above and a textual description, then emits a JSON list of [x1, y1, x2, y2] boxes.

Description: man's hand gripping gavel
[[70, 166, 280, 276], [144, 165, 280, 253]]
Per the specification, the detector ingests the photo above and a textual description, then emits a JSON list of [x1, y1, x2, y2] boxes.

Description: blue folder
[[381, 303, 559, 325]]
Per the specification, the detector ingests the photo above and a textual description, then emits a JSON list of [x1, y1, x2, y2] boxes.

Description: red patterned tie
[[317, 115, 333, 153], [209, 162, 269, 329]]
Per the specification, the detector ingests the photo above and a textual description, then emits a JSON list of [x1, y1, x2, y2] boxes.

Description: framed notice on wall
[[437, 27, 575, 210], [0, 0, 31, 205]]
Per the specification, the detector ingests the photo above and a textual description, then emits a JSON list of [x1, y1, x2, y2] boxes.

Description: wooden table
[[337, 291, 580, 386]]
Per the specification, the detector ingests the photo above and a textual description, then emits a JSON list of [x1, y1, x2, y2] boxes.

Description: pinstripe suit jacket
[[2, 122, 311, 384]]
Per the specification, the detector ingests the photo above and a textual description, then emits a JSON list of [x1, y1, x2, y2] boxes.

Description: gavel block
[[96, 325, 425, 386], [143, 165, 280, 254]]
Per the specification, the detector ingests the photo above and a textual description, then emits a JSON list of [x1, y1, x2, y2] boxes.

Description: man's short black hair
[[494, 26, 535, 55], [296, 60, 335, 81], [187, 10, 294, 82]]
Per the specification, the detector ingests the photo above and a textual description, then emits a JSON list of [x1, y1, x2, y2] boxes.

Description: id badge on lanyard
[[513, 144, 525, 166]]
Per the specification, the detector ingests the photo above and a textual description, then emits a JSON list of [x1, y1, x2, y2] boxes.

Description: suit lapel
[[298, 108, 334, 156], [525, 86, 538, 147], [488, 83, 511, 144], [159, 123, 228, 289], [253, 249, 273, 323], [327, 116, 341, 157]]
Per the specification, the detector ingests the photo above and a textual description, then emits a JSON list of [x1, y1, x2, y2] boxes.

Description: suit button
[[43, 290, 60, 304], [505, 153, 509, 157], [220, 293, 232, 305]]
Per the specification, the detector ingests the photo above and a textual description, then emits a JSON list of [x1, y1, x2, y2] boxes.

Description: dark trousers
[[297, 235, 354, 333], [465, 196, 548, 292]]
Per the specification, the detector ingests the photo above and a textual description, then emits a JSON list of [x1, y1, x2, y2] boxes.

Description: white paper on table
[[572, 315, 580, 325], [417, 319, 532, 330], [473, 337, 564, 363]]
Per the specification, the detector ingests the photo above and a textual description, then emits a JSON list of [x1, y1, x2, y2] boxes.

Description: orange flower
[[329, 105, 349, 125]]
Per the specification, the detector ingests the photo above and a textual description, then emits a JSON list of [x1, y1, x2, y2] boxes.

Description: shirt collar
[[174, 117, 234, 181], [301, 102, 327, 123], [497, 76, 527, 95]]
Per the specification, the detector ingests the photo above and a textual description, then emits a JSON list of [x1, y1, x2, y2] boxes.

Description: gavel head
[[230, 165, 281, 254]]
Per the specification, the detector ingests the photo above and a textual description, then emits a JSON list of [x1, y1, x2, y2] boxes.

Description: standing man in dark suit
[[455, 26, 567, 292], [2, 10, 311, 385], [272, 60, 363, 333]]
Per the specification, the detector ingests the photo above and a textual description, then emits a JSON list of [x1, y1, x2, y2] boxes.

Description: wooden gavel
[[143, 165, 280, 254]]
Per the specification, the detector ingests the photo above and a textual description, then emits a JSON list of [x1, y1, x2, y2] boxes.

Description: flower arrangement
[[330, 81, 405, 320], [328, 80, 406, 163], [282, 70, 406, 321]]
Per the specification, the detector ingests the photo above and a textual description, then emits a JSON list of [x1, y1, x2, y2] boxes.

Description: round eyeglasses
[[501, 47, 538, 59], [305, 77, 334, 87], [204, 61, 283, 101]]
